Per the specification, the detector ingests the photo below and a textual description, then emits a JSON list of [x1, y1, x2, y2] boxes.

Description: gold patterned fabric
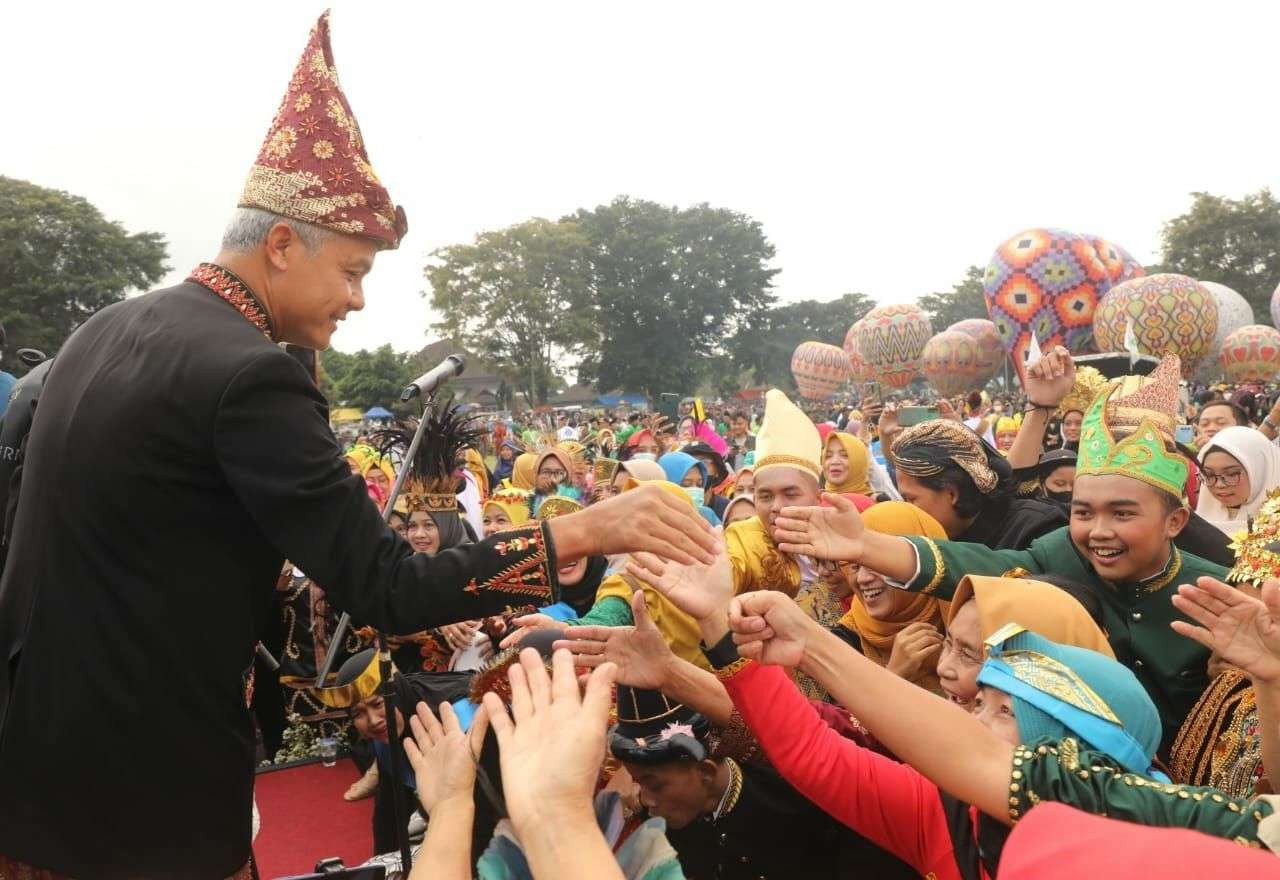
[[892, 420, 999, 493], [1170, 670, 1268, 799], [1055, 365, 1110, 418]]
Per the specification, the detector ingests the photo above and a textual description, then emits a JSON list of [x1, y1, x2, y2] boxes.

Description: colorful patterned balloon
[[1220, 324, 1280, 384], [983, 228, 1113, 379], [791, 340, 851, 400], [855, 304, 932, 389], [1092, 274, 1218, 379], [946, 318, 1005, 378], [921, 331, 992, 397], [842, 319, 874, 383], [1086, 234, 1145, 285], [1198, 281, 1254, 379]]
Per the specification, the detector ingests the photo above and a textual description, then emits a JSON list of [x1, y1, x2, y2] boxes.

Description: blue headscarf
[[659, 451, 708, 488], [977, 626, 1166, 780]]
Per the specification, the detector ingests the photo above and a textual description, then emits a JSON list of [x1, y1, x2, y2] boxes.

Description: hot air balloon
[[791, 340, 851, 400], [1093, 274, 1218, 379], [1086, 234, 1145, 285], [1198, 281, 1254, 379], [983, 228, 1112, 378], [921, 331, 991, 397], [946, 318, 1005, 378], [842, 319, 874, 383], [1221, 324, 1280, 384], [855, 304, 932, 389]]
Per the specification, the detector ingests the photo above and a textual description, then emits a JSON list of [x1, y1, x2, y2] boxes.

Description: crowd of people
[[7, 12, 1280, 880]]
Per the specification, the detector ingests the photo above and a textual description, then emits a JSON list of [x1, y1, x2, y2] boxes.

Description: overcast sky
[[5, 1, 1276, 357]]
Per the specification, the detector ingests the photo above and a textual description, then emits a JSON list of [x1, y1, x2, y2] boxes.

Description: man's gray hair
[[221, 207, 333, 253]]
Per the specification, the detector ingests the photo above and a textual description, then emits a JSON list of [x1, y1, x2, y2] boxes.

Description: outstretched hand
[[404, 701, 487, 816], [498, 613, 568, 649], [1171, 577, 1280, 684], [727, 590, 818, 667], [773, 492, 866, 561], [575, 482, 719, 566], [625, 528, 733, 624], [553, 591, 676, 689]]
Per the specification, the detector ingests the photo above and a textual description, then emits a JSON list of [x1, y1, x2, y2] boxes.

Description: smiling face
[[937, 600, 984, 710], [1201, 449, 1251, 509], [482, 506, 513, 537], [558, 557, 589, 585], [407, 511, 441, 554], [1069, 473, 1187, 584], [752, 467, 821, 538], [852, 565, 910, 618], [268, 227, 377, 350], [1061, 411, 1084, 443], [823, 436, 849, 486]]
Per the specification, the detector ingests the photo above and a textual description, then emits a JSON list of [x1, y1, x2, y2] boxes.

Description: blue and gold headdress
[[1076, 354, 1188, 500]]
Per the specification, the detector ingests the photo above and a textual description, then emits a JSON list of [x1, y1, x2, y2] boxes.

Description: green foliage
[[1159, 189, 1280, 324], [571, 197, 778, 399], [0, 176, 168, 373], [728, 292, 875, 390], [427, 218, 594, 405], [321, 344, 411, 410], [916, 265, 989, 331]]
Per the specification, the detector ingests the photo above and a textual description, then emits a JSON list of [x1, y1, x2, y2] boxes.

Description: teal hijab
[[977, 626, 1165, 779]]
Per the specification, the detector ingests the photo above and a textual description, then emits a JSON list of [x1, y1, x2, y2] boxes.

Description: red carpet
[[253, 759, 375, 879]]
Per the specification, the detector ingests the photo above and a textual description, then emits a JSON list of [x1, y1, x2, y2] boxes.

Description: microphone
[[402, 354, 465, 401]]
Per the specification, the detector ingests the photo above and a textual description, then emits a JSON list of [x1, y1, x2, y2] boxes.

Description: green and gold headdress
[[1076, 354, 1188, 500]]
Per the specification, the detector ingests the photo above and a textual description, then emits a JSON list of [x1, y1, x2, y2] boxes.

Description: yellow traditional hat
[[309, 648, 384, 709], [484, 488, 532, 527], [754, 389, 822, 480], [593, 457, 621, 485], [537, 495, 584, 520], [1227, 488, 1280, 584], [996, 413, 1023, 436], [1056, 365, 1109, 419]]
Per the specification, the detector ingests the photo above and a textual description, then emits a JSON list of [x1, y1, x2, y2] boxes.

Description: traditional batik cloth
[[1170, 670, 1268, 799]]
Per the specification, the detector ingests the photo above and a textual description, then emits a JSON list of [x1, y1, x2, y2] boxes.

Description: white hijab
[[1196, 425, 1280, 537]]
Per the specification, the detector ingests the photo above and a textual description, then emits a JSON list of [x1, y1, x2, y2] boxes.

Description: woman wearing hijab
[[531, 447, 579, 515], [635, 572, 1270, 880], [491, 438, 522, 488], [834, 503, 950, 696], [891, 420, 1066, 550], [361, 456, 395, 501], [1195, 425, 1280, 537], [480, 488, 532, 537], [507, 452, 538, 491]]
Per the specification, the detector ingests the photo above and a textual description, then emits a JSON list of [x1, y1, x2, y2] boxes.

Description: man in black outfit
[[0, 14, 712, 880]]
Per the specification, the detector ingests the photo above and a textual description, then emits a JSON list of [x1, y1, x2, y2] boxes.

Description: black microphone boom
[[402, 354, 465, 401]]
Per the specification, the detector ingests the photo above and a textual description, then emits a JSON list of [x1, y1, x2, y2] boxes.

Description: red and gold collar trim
[[187, 263, 276, 341]]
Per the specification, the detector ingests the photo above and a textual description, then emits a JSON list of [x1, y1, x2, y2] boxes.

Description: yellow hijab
[[823, 432, 872, 495], [838, 502, 948, 693], [510, 453, 538, 490], [361, 456, 395, 486], [483, 489, 532, 528], [462, 447, 489, 503], [946, 575, 1115, 659]]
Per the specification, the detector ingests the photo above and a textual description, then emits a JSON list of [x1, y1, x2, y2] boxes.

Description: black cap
[[609, 685, 709, 765]]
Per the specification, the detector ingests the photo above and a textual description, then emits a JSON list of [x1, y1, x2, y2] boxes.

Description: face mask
[[1045, 489, 1073, 505], [632, 453, 657, 462], [684, 485, 706, 506]]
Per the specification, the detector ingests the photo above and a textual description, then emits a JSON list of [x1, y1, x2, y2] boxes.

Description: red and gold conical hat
[[239, 11, 406, 249]]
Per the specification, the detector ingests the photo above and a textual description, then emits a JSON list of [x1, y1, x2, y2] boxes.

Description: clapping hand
[[1171, 577, 1280, 685], [772, 491, 866, 561], [404, 701, 487, 815], [553, 591, 677, 689]]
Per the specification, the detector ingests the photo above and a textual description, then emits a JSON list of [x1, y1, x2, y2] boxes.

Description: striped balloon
[[855, 304, 932, 389], [1221, 324, 1280, 383], [791, 340, 852, 400]]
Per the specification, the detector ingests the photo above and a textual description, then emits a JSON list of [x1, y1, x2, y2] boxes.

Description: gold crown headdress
[[1056, 365, 1109, 419], [372, 398, 483, 514]]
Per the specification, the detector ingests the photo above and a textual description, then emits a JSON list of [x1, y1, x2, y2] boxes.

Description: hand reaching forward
[[1024, 344, 1076, 407], [566, 482, 718, 566], [773, 491, 866, 561], [1171, 577, 1280, 684], [480, 648, 617, 836], [553, 591, 676, 689], [498, 613, 568, 650], [727, 590, 819, 667], [404, 700, 487, 815], [625, 528, 733, 623]]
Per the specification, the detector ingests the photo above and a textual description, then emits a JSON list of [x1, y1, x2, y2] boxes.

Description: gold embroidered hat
[[1226, 488, 1280, 584], [240, 11, 407, 249], [754, 389, 822, 481], [1076, 354, 1188, 500], [373, 398, 483, 514], [1056, 365, 1109, 419], [593, 457, 621, 485]]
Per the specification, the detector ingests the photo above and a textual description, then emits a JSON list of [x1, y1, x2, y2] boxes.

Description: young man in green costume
[[773, 348, 1227, 754]]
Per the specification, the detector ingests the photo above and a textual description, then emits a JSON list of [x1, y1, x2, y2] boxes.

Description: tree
[[916, 265, 989, 331], [331, 345, 411, 410], [572, 197, 778, 399], [0, 177, 168, 373], [728, 292, 875, 390], [1159, 189, 1280, 324], [427, 218, 594, 405], [318, 348, 356, 403]]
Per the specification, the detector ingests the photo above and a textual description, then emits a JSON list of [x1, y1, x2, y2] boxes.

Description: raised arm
[[1006, 346, 1076, 470]]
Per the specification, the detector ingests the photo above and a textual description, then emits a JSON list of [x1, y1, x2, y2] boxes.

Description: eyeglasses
[[1201, 469, 1244, 487], [537, 467, 568, 480]]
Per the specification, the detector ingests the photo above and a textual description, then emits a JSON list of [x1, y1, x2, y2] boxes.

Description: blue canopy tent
[[363, 406, 394, 422]]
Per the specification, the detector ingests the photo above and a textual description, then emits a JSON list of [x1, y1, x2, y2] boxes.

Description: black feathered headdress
[[371, 397, 483, 514]]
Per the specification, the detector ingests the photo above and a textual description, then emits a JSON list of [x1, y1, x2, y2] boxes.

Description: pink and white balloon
[[1220, 324, 1280, 384], [1198, 281, 1254, 378], [791, 340, 852, 400]]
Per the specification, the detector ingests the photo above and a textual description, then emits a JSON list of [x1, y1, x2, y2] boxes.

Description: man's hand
[[625, 530, 733, 624], [773, 491, 866, 561], [727, 591, 818, 667], [548, 483, 718, 567], [1024, 345, 1076, 407], [498, 613, 569, 650], [553, 591, 676, 689], [481, 648, 617, 837], [886, 621, 944, 681], [404, 701, 485, 816], [1171, 577, 1280, 685]]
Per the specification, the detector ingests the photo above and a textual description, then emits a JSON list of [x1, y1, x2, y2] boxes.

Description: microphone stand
[[316, 393, 440, 873]]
